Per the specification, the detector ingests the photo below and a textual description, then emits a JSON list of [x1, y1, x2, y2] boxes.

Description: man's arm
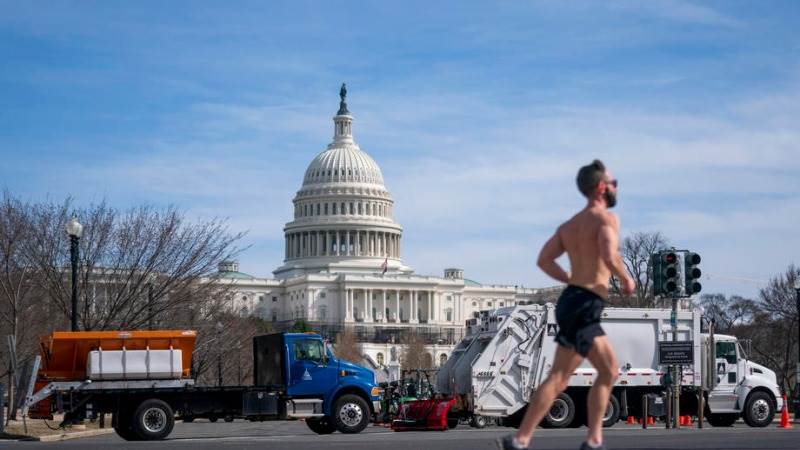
[[598, 214, 635, 295], [537, 229, 570, 284]]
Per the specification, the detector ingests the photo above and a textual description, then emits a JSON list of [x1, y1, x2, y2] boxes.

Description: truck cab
[[704, 333, 783, 427], [255, 333, 381, 434]]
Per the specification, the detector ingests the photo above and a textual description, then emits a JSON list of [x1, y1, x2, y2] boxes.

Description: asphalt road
[[5, 420, 800, 450]]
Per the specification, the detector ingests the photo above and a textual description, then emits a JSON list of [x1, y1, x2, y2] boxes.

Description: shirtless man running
[[497, 160, 636, 450]]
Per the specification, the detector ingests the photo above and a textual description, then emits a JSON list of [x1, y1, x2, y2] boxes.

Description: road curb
[[32, 428, 116, 442]]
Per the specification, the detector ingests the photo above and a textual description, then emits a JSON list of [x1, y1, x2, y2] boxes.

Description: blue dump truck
[[24, 331, 381, 440]]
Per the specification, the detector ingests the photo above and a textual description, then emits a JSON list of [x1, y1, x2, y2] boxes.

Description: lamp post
[[794, 278, 800, 419], [216, 321, 224, 387], [66, 218, 83, 332]]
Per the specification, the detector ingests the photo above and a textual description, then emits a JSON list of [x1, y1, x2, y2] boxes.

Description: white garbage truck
[[434, 303, 782, 428]]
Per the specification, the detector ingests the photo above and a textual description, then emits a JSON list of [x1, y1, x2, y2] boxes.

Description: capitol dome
[[273, 85, 411, 279], [303, 143, 384, 186]]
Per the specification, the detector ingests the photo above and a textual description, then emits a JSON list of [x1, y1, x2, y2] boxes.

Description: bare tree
[[610, 231, 669, 307], [400, 331, 429, 370], [697, 266, 800, 402], [696, 293, 755, 333], [22, 200, 245, 331], [751, 264, 800, 396], [334, 329, 362, 363]]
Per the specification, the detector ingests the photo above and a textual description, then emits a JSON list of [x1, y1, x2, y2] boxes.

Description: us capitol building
[[216, 86, 561, 373]]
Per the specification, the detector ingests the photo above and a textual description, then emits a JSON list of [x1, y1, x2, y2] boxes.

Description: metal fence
[[274, 321, 465, 345]]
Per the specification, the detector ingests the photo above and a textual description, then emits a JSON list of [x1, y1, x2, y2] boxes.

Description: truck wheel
[[131, 399, 175, 441], [113, 412, 141, 441], [542, 393, 575, 428], [306, 417, 337, 434], [447, 415, 459, 429], [470, 415, 487, 428], [743, 391, 775, 427], [602, 395, 621, 428], [333, 394, 370, 434], [224, 415, 234, 423], [706, 413, 738, 427], [209, 416, 218, 423]]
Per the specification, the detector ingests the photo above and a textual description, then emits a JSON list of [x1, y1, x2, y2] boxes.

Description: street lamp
[[66, 217, 83, 332], [794, 278, 800, 419], [216, 321, 225, 387]]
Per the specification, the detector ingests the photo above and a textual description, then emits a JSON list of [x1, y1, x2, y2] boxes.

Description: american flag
[[380, 257, 388, 274]]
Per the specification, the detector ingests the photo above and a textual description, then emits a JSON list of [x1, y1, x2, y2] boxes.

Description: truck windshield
[[293, 339, 325, 364], [715, 341, 737, 364]]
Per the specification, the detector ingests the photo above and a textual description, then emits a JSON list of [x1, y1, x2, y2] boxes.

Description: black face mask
[[604, 189, 617, 208]]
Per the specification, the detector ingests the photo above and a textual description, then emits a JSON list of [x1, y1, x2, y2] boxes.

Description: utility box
[[645, 394, 666, 418]]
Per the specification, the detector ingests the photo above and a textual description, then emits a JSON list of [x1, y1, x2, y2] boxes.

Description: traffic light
[[684, 252, 702, 295], [651, 253, 662, 297], [660, 251, 680, 297]]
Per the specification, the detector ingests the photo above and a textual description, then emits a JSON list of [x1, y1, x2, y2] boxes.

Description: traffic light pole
[[671, 296, 680, 430]]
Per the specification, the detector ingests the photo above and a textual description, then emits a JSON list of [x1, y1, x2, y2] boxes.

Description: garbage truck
[[399, 303, 782, 430], [23, 330, 380, 440]]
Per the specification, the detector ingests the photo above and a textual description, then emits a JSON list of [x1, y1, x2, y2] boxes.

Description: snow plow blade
[[391, 398, 455, 431]]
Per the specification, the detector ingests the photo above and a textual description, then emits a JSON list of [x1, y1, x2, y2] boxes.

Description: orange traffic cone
[[779, 395, 793, 429], [626, 416, 636, 424], [679, 415, 686, 426], [647, 416, 655, 425]]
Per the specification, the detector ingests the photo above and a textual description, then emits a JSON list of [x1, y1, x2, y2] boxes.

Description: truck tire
[[706, 413, 738, 427], [542, 393, 575, 428], [333, 394, 370, 434], [470, 415, 487, 429], [743, 391, 775, 427], [447, 416, 459, 429], [306, 417, 337, 434], [131, 399, 175, 440], [113, 412, 141, 441], [602, 395, 620, 428]]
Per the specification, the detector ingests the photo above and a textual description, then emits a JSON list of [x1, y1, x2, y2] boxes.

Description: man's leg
[[584, 336, 619, 446], [514, 345, 584, 447]]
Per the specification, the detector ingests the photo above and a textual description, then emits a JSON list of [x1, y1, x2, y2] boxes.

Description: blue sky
[[2, 1, 799, 298]]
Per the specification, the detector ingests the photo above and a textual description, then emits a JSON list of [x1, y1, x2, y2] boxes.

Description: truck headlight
[[371, 387, 381, 397]]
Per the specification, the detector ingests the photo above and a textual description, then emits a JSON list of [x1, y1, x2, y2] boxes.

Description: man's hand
[[621, 276, 636, 296]]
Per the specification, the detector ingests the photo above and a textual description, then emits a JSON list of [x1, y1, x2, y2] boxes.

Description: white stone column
[[336, 231, 341, 256], [411, 290, 418, 323], [395, 290, 400, 322], [345, 230, 351, 256], [348, 289, 353, 321], [308, 288, 315, 320], [429, 291, 435, 322], [381, 290, 387, 323], [355, 230, 360, 256], [366, 289, 373, 322]]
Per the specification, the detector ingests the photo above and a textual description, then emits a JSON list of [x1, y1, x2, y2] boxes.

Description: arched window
[[439, 353, 448, 366], [445, 308, 453, 322], [316, 204, 320, 215], [358, 203, 362, 215], [324, 203, 329, 215], [376, 352, 385, 366]]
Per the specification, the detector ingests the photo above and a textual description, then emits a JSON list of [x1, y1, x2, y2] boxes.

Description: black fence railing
[[273, 321, 465, 345]]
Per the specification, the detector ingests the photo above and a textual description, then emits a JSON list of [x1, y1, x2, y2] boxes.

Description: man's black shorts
[[554, 285, 606, 357]]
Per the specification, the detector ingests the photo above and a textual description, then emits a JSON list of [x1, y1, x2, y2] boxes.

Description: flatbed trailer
[[25, 330, 381, 440]]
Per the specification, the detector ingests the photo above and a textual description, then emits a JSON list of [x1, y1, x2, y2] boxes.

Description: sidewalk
[[1, 414, 115, 442]]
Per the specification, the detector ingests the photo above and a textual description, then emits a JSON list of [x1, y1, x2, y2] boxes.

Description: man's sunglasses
[[606, 179, 618, 188]]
